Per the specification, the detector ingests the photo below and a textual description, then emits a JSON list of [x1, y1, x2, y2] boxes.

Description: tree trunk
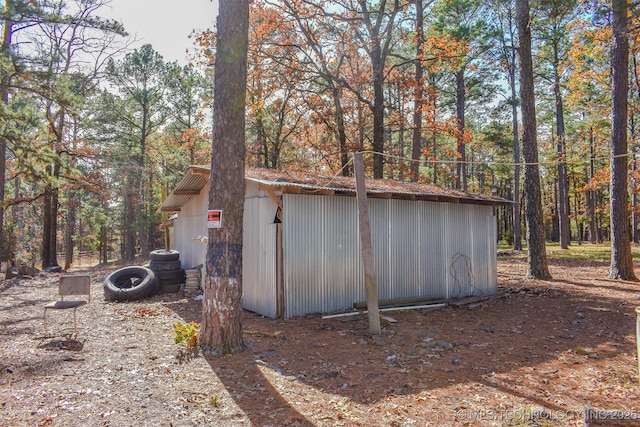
[[516, 0, 551, 280], [42, 184, 53, 266], [332, 85, 350, 176], [363, 2, 402, 179], [634, 149, 639, 244], [609, 0, 636, 280], [573, 177, 581, 245], [410, 0, 424, 182], [588, 126, 597, 243], [632, 121, 639, 244], [372, 42, 385, 179], [503, 8, 523, 251], [429, 77, 438, 184], [64, 199, 76, 270], [42, 100, 66, 269], [0, 14, 12, 268], [396, 90, 405, 180], [42, 163, 60, 269], [358, 102, 366, 151], [455, 70, 467, 190], [553, 43, 570, 249], [200, 0, 249, 355], [551, 181, 559, 242], [510, 63, 522, 251], [143, 167, 156, 255], [631, 43, 640, 243], [124, 170, 136, 261], [101, 225, 108, 264], [137, 106, 148, 257]]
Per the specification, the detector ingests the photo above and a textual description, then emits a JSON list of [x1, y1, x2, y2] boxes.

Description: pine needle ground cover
[[1, 252, 639, 426]]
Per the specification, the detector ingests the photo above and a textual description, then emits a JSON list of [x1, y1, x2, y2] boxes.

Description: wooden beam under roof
[[173, 190, 201, 196], [191, 167, 211, 177], [415, 194, 440, 202], [258, 183, 276, 192], [371, 192, 393, 199], [389, 193, 417, 201], [265, 188, 283, 209], [438, 195, 460, 203], [300, 187, 334, 196], [259, 183, 334, 196], [284, 185, 301, 194]]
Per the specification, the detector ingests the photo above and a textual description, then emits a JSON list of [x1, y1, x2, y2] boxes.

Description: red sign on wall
[[207, 210, 222, 229]]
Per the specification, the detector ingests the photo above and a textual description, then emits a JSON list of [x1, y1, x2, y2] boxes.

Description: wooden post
[[353, 152, 381, 335]]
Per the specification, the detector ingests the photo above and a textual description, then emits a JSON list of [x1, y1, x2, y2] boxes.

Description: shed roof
[[159, 165, 510, 213]]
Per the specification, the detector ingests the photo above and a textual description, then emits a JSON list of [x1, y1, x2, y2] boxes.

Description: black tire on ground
[[5, 266, 18, 279], [158, 283, 183, 294], [148, 260, 182, 271], [103, 266, 159, 302], [149, 249, 180, 262], [154, 269, 186, 286]]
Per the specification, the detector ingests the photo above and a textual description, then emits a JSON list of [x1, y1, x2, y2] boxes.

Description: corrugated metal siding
[[417, 202, 448, 300], [172, 189, 497, 319], [172, 191, 208, 271], [386, 201, 415, 299], [444, 204, 472, 299], [172, 189, 278, 317], [370, 201, 390, 300], [242, 197, 278, 318], [382, 199, 449, 301], [283, 195, 362, 317], [282, 194, 497, 318]]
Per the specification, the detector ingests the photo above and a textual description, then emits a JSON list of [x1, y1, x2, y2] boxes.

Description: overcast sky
[[100, 0, 219, 65]]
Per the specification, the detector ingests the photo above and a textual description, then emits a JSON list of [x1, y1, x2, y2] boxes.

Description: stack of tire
[[102, 249, 185, 302], [147, 249, 186, 294]]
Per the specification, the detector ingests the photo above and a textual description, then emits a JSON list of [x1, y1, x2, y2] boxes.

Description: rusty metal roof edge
[[160, 166, 511, 212], [245, 171, 510, 205], [246, 176, 355, 193]]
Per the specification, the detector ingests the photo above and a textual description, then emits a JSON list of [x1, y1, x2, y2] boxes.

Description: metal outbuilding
[[159, 166, 509, 318]]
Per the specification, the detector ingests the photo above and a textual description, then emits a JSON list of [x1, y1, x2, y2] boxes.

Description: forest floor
[[1, 254, 640, 427]]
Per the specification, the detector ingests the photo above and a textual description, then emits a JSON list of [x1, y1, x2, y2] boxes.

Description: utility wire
[[301, 148, 625, 189], [356, 149, 633, 168]]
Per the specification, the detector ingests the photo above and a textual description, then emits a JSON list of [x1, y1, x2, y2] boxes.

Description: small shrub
[[173, 321, 200, 348]]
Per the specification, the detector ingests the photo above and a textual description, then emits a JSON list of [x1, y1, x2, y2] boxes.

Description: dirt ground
[[1, 257, 640, 427]]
